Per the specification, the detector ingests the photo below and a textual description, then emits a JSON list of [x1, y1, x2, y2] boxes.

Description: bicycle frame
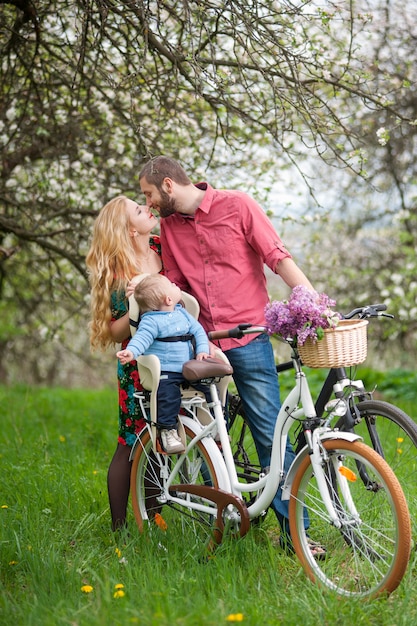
[[129, 306, 412, 598], [131, 345, 362, 527]]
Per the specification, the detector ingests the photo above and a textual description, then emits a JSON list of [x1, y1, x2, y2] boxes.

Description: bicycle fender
[[129, 416, 231, 492], [281, 431, 362, 501]]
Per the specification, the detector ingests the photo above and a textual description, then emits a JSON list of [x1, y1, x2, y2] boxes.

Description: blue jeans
[[224, 334, 295, 524]]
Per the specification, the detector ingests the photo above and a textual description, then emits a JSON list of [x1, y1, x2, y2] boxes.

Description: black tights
[[107, 443, 132, 531]]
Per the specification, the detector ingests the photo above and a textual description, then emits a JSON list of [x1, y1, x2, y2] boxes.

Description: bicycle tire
[[289, 439, 411, 597], [130, 424, 230, 552], [336, 400, 417, 541]]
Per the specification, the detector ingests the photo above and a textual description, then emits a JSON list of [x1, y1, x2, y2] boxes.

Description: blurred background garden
[[1, 0, 416, 389]]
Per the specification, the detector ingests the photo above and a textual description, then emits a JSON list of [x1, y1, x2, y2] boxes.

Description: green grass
[[1, 383, 417, 626]]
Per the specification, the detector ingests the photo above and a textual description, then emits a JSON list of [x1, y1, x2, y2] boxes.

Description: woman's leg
[[224, 335, 294, 519], [107, 442, 132, 531]]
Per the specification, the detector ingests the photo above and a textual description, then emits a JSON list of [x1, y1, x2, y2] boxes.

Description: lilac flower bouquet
[[264, 285, 341, 346]]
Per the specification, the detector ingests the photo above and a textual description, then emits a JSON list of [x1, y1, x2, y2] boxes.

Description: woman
[[86, 195, 162, 531]]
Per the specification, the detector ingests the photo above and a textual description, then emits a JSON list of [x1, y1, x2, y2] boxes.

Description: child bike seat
[[128, 274, 233, 451]]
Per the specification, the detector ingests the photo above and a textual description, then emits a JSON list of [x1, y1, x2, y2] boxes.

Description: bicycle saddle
[[182, 357, 233, 381]]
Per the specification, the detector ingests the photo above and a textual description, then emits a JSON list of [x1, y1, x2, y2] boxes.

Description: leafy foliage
[[0, 0, 416, 383]]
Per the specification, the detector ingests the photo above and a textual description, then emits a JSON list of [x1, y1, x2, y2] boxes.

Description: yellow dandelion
[[114, 583, 124, 590], [9, 561, 18, 566], [81, 585, 94, 593], [397, 437, 404, 443], [397, 448, 403, 455], [59, 435, 66, 443], [1, 505, 8, 509], [115, 547, 122, 558], [113, 590, 125, 598], [93, 470, 98, 475], [226, 614, 244, 622]]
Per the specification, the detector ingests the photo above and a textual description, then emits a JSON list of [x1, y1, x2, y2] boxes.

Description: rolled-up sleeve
[[241, 195, 292, 271]]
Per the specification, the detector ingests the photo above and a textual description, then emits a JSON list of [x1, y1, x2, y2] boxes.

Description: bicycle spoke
[[131, 426, 226, 553]]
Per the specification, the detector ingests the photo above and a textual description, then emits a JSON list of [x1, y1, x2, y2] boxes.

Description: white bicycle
[[128, 297, 411, 597]]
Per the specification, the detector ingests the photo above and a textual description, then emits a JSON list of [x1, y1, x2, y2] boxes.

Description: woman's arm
[[109, 313, 131, 344]]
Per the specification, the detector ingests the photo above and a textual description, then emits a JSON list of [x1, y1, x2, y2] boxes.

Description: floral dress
[[110, 236, 162, 446]]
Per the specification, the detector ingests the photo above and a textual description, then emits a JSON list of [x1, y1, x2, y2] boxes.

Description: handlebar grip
[[345, 303, 389, 319], [208, 323, 262, 341], [208, 327, 243, 340]]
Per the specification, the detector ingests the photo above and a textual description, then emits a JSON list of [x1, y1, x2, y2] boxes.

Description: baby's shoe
[[161, 428, 185, 454]]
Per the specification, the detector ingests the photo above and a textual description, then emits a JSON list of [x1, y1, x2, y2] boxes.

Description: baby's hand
[[208, 341, 217, 357], [117, 349, 135, 365], [196, 352, 210, 361]]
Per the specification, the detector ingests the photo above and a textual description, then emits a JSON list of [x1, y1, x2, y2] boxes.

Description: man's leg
[[224, 334, 295, 522]]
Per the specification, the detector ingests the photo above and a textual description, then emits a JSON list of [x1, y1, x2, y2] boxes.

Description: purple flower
[[265, 285, 341, 345]]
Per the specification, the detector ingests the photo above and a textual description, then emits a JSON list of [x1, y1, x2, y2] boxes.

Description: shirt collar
[[194, 182, 213, 214]]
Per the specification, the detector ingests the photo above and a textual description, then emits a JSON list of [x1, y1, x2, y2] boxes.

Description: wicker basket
[[297, 319, 369, 368]]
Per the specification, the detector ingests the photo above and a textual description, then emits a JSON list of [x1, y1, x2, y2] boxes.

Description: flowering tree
[[0, 0, 416, 383]]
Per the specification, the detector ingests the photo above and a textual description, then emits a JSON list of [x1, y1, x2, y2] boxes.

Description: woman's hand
[[126, 274, 149, 298]]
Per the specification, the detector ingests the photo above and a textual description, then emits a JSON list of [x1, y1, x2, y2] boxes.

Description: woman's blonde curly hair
[[86, 195, 140, 351]]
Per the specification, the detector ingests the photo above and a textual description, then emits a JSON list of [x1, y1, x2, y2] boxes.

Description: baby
[[117, 274, 210, 453]]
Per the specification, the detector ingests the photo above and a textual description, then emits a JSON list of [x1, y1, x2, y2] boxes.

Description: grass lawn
[[1, 384, 417, 626]]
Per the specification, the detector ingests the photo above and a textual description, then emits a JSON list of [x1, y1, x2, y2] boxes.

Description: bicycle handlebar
[[343, 303, 393, 320], [208, 303, 393, 342], [208, 323, 266, 341]]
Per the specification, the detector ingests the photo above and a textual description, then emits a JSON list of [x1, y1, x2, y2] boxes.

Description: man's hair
[[134, 274, 171, 312], [139, 156, 191, 189]]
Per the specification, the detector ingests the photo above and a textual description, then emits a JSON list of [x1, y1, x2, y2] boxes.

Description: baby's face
[[164, 278, 182, 305]]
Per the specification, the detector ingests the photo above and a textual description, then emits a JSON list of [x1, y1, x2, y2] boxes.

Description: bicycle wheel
[[289, 439, 411, 597], [340, 400, 417, 541], [130, 424, 233, 552]]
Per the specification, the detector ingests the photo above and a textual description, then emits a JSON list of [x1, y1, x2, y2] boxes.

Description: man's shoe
[[279, 533, 326, 560], [160, 429, 185, 454]]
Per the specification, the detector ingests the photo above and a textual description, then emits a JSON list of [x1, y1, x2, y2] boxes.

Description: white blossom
[[376, 127, 390, 146]]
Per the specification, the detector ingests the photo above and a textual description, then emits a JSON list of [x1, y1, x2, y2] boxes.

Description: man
[[139, 156, 321, 554]]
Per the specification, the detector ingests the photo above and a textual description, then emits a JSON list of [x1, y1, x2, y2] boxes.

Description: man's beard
[[158, 189, 178, 218]]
